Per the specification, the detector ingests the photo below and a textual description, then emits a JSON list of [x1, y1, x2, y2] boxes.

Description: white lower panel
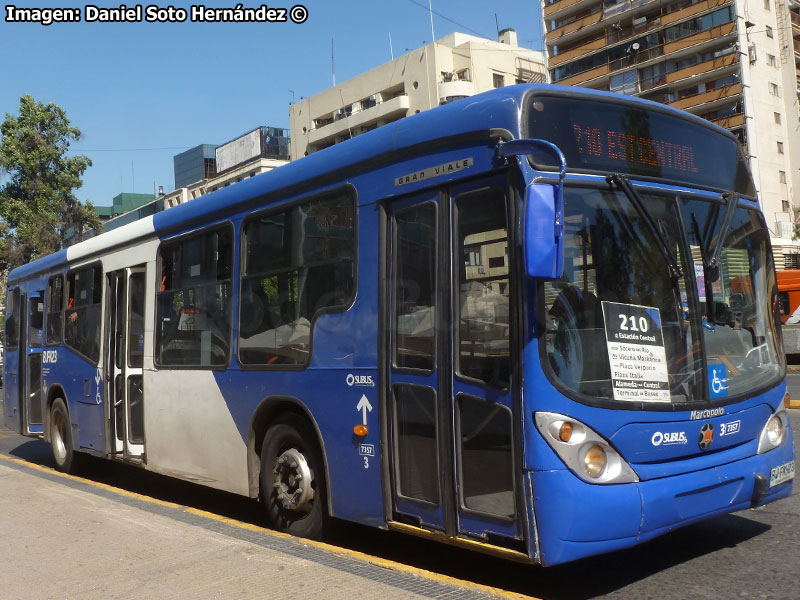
[[143, 370, 249, 496]]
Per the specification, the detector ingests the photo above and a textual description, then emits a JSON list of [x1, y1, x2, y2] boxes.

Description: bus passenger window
[[4, 288, 20, 349], [394, 203, 436, 371], [64, 266, 102, 363], [46, 275, 64, 346], [239, 192, 355, 366], [155, 227, 233, 367], [128, 273, 145, 368], [455, 189, 510, 388]]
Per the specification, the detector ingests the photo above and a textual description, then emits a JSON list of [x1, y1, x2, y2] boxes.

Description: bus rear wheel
[[260, 414, 327, 540], [50, 398, 81, 473]]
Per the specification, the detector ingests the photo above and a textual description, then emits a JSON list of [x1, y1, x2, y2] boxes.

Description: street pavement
[[0, 384, 798, 600]]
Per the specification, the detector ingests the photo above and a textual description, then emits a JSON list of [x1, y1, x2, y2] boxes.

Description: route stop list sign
[[601, 301, 670, 402]]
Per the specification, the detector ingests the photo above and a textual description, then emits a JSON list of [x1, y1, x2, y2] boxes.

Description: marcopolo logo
[[690, 407, 725, 420], [346, 373, 375, 387], [651, 430, 688, 446]]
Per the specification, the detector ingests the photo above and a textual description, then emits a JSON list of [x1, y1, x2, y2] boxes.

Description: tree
[[0, 95, 101, 274]]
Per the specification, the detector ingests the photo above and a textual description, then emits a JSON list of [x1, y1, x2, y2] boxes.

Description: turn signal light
[[559, 422, 573, 443], [353, 424, 368, 437], [784, 392, 791, 409]]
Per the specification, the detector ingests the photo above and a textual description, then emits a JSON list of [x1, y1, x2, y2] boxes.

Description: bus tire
[[50, 398, 80, 473], [260, 414, 327, 540]]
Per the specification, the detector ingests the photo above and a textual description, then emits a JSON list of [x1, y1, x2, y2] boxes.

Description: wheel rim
[[272, 447, 315, 513], [53, 410, 67, 463]]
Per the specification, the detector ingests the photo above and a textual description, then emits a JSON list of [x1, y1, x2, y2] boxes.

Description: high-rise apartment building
[[543, 0, 800, 266], [289, 31, 547, 159]]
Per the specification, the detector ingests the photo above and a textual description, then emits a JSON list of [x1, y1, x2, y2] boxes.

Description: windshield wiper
[[691, 191, 738, 326], [607, 174, 682, 280], [709, 192, 738, 272]]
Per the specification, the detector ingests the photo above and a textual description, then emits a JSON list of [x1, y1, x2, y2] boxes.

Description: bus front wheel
[[50, 398, 80, 473], [260, 414, 327, 540]]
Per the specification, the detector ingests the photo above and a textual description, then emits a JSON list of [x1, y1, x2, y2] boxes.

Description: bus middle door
[[386, 174, 523, 551]]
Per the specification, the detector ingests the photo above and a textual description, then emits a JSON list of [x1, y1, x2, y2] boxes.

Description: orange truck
[[778, 269, 800, 325]]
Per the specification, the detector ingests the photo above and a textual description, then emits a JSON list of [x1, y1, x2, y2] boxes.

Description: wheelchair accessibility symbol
[[708, 363, 728, 398]]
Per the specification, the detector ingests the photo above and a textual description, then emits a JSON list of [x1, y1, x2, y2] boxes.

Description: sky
[[0, 1, 545, 209]]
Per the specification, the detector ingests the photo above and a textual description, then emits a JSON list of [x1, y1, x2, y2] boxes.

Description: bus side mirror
[[524, 184, 564, 279], [497, 138, 566, 280]]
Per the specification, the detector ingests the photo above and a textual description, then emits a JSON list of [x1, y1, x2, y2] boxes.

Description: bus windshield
[[543, 187, 783, 405]]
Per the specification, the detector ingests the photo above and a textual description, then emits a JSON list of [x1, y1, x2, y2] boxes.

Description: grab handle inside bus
[[498, 139, 567, 279]]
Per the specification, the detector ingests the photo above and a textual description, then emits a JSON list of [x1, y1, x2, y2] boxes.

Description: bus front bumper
[[530, 437, 794, 566]]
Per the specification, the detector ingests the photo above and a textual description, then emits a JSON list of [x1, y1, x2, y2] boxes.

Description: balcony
[[544, 0, 598, 19], [639, 51, 738, 92], [549, 37, 608, 67], [669, 82, 741, 110], [546, 10, 603, 42], [661, 0, 731, 26], [556, 63, 611, 86], [664, 22, 736, 54], [308, 95, 410, 146], [711, 112, 745, 129]]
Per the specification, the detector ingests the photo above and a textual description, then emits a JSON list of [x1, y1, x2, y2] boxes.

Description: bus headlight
[[535, 412, 638, 484], [583, 445, 607, 479], [757, 409, 788, 454]]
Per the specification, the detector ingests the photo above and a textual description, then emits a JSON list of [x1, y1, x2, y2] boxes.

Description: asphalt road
[[1, 387, 798, 600]]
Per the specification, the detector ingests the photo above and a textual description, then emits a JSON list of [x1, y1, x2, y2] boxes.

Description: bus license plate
[[769, 460, 795, 487]]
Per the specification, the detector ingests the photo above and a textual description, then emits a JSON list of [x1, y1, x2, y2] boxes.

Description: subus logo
[[42, 350, 58, 364], [651, 431, 688, 446], [346, 374, 374, 387]]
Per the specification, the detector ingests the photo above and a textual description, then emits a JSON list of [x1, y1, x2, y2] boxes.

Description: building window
[[783, 200, 790, 212], [769, 82, 781, 96], [780, 171, 787, 184], [777, 141, 784, 153], [764, 0, 769, 8], [766, 26, 773, 38], [239, 192, 356, 366], [767, 53, 777, 66], [775, 112, 782, 124], [787, 255, 800, 269], [156, 227, 233, 367], [493, 73, 504, 88]]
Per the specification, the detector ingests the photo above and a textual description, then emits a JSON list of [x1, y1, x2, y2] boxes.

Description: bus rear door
[[23, 291, 45, 435], [386, 174, 523, 551], [106, 266, 146, 460]]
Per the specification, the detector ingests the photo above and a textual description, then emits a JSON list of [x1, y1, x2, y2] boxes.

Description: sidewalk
[[0, 456, 519, 600]]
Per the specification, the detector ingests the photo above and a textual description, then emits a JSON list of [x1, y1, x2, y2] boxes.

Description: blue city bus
[[3, 85, 794, 565]]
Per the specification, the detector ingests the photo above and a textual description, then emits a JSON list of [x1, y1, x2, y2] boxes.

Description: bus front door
[[106, 267, 146, 460], [386, 176, 523, 551], [24, 291, 45, 435]]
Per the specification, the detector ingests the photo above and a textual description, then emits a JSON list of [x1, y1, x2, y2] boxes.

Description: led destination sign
[[572, 124, 699, 174], [527, 95, 756, 196]]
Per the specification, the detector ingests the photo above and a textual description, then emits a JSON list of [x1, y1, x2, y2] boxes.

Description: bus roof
[[7, 84, 740, 284]]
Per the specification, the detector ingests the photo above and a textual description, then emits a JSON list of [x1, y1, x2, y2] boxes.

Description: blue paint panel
[[531, 469, 642, 565], [609, 404, 771, 468]]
